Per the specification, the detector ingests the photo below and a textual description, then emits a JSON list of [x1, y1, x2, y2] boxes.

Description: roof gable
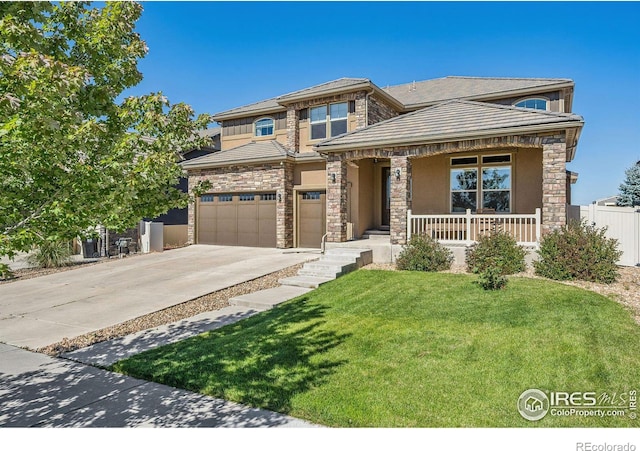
[[182, 140, 291, 169], [316, 100, 583, 150]]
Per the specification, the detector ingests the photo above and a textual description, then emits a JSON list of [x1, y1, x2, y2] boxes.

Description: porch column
[[276, 161, 294, 248], [326, 155, 348, 242], [390, 155, 412, 245], [542, 141, 567, 233]]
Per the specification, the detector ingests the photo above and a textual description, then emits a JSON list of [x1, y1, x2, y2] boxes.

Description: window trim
[[449, 154, 513, 213], [254, 117, 275, 137], [309, 101, 349, 141], [513, 97, 549, 111]]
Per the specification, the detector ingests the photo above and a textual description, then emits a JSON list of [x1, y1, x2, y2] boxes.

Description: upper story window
[[514, 98, 548, 110], [310, 102, 348, 140], [254, 118, 274, 136]]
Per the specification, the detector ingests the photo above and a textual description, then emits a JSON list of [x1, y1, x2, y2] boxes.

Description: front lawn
[[110, 271, 640, 427]]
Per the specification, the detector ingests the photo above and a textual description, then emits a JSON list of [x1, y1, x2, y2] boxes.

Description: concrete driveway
[[0, 245, 317, 349]]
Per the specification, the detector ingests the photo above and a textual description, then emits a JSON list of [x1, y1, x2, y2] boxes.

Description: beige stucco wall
[[356, 159, 375, 237], [294, 162, 326, 187], [221, 129, 288, 151], [411, 149, 543, 214]]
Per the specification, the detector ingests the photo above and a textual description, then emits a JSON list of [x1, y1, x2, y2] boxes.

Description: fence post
[[465, 209, 472, 246], [407, 209, 412, 241], [535, 208, 541, 245]]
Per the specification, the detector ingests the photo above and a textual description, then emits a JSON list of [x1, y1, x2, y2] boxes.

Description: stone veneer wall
[[390, 156, 412, 245], [325, 155, 348, 242], [541, 141, 567, 232], [187, 162, 294, 248], [367, 94, 399, 125]]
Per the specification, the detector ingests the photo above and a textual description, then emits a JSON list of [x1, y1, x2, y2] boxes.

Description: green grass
[[110, 271, 640, 427]]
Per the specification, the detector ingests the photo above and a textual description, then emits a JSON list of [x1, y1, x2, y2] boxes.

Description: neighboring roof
[[198, 127, 221, 138], [212, 97, 284, 121], [383, 76, 574, 109], [181, 140, 293, 169], [315, 100, 584, 151]]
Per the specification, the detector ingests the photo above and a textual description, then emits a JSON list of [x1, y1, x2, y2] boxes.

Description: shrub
[[466, 231, 526, 275], [27, 240, 72, 268], [477, 266, 508, 290], [534, 220, 622, 284], [0, 263, 14, 280], [396, 234, 453, 272]]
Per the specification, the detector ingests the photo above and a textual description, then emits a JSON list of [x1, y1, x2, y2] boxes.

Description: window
[[255, 118, 274, 136], [450, 155, 512, 213], [302, 191, 322, 200], [310, 102, 348, 140], [201, 194, 214, 202], [514, 98, 548, 110], [218, 194, 233, 202], [260, 193, 277, 201], [239, 194, 255, 201]]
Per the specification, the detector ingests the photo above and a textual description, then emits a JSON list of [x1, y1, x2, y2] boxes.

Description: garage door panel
[[197, 193, 276, 247], [298, 192, 326, 248]]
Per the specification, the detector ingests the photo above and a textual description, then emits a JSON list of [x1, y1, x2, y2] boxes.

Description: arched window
[[254, 117, 274, 136], [514, 98, 548, 110]]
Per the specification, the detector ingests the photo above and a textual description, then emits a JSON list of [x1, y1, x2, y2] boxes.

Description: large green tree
[[617, 160, 640, 207], [0, 1, 211, 258]]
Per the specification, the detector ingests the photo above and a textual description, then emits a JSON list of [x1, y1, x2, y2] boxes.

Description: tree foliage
[[0, 2, 212, 258], [617, 160, 640, 207]]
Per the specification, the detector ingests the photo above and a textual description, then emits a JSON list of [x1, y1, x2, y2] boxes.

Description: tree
[[0, 2, 212, 258], [617, 161, 640, 207]]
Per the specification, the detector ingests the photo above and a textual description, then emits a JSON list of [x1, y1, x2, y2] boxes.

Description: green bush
[[477, 266, 508, 290], [534, 220, 622, 284], [466, 231, 526, 275], [396, 234, 453, 272], [27, 240, 72, 268], [0, 263, 14, 280]]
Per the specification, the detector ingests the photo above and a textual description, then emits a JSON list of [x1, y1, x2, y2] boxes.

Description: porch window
[[450, 154, 512, 213], [310, 102, 348, 140], [254, 118, 274, 136]]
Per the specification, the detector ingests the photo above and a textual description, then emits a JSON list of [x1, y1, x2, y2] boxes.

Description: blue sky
[[126, 1, 640, 206]]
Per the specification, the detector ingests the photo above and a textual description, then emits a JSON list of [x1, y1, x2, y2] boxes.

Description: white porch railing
[[407, 208, 541, 247]]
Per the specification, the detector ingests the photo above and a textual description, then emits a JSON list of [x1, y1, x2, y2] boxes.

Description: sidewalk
[[0, 343, 315, 427]]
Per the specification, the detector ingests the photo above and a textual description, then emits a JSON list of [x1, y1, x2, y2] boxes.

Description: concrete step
[[279, 275, 334, 289], [363, 229, 390, 236], [230, 286, 312, 310], [324, 248, 373, 266], [304, 260, 358, 272]]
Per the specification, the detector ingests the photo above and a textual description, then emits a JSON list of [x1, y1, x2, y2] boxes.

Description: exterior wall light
[[278, 193, 282, 202], [331, 173, 336, 183], [395, 168, 401, 180]]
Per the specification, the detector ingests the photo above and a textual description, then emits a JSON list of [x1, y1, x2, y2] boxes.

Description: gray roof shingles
[[316, 100, 583, 150], [384, 76, 573, 108], [182, 140, 292, 168]]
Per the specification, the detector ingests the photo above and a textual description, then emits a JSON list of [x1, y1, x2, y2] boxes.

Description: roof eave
[[212, 105, 287, 122], [182, 154, 294, 170], [315, 121, 584, 153]]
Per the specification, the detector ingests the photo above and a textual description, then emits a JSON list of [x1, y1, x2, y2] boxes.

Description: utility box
[[140, 221, 164, 253]]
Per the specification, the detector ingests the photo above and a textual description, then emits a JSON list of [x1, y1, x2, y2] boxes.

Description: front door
[[381, 167, 390, 227]]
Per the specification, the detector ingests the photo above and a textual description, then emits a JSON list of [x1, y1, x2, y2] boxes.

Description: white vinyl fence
[[579, 204, 640, 267]]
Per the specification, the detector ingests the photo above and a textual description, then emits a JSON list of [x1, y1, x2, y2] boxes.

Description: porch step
[[363, 229, 390, 236], [230, 286, 312, 310], [279, 248, 373, 288]]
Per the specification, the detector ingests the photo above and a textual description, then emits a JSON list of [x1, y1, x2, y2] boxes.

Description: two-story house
[[183, 76, 584, 259]]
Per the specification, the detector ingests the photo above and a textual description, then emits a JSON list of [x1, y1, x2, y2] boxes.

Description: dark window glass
[[482, 191, 511, 212], [451, 156, 478, 166], [218, 194, 233, 202], [311, 123, 326, 140], [330, 119, 347, 137], [515, 99, 547, 110], [451, 192, 477, 212], [260, 193, 277, 201], [302, 191, 321, 200], [239, 194, 255, 201], [482, 154, 511, 164], [201, 194, 214, 202]]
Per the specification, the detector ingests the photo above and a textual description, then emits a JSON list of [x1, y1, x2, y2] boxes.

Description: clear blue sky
[[125, 1, 640, 206]]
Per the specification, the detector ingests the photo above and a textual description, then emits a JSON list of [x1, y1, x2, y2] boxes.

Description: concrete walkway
[[0, 245, 317, 349], [0, 343, 314, 427]]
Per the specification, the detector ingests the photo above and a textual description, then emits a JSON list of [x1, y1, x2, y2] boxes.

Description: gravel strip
[[37, 262, 306, 356], [363, 263, 640, 324]]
